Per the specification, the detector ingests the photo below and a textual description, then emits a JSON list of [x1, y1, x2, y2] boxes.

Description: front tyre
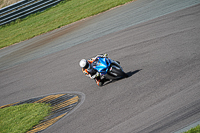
[[109, 67, 128, 78]]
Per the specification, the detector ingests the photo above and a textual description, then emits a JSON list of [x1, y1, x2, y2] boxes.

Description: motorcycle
[[92, 57, 128, 80]]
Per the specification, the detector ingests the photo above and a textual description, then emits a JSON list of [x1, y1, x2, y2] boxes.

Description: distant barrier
[[0, 0, 64, 26]]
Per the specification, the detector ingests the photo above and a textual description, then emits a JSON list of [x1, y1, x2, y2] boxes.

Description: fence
[[0, 0, 64, 26]]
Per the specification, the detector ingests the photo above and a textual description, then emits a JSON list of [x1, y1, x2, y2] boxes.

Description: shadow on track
[[103, 69, 142, 86], [126, 69, 142, 77]]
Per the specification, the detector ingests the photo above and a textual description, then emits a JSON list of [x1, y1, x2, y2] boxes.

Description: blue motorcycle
[[92, 57, 128, 80]]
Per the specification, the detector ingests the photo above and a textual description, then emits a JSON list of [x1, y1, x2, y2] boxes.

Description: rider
[[79, 54, 109, 86]]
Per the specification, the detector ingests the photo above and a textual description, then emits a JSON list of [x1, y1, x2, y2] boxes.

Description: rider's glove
[[94, 54, 108, 59], [103, 53, 108, 57]]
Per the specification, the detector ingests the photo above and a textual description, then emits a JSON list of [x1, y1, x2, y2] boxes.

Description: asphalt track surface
[[1, 0, 200, 133]]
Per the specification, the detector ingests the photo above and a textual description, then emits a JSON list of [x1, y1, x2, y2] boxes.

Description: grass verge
[[0, 103, 51, 133], [184, 125, 200, 133], [0, 0, 134, 49]]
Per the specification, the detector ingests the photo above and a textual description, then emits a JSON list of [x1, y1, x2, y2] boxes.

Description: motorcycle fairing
[[92, 57, 111, 75]]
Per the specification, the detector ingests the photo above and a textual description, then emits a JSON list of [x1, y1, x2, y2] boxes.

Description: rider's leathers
[[82, 56, 105, 86]]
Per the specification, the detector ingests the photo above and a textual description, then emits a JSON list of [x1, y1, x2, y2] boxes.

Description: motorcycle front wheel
[[106, 66, 128, 79]]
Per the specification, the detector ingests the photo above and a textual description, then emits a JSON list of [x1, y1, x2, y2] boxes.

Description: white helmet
[[79, 59, 89, 69]]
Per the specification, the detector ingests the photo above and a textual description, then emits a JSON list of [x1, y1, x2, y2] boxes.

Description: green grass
[[0, 103, 51, 133], [0, 0, 134, 49], [184, 125, 200, 133]]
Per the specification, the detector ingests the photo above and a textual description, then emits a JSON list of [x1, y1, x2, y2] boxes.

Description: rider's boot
[[95, 77, 105, 87]]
